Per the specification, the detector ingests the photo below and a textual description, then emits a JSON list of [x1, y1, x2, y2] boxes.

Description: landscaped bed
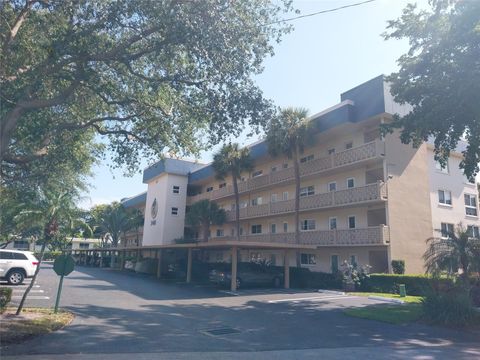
[[0, 308, 74, 345]]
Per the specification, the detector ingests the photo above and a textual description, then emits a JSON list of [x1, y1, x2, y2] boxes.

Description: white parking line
[[267, 294, 353, 303], [12, 289, 44, 293], [11, 296, 50, 300]]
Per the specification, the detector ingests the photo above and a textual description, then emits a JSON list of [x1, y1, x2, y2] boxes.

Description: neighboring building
[[122, 75, 479, 274], [3, 238, 102, 251], [121, 192, 147, 247]]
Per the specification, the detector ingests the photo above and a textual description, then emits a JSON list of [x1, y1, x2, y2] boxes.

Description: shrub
[[290, 267, 342, 289], [361, 274, 454, 296], [34, 251, 63, 261], [0, 288, 12, 313], [422, 288, 478, 326], [391, 260, 405, 274]]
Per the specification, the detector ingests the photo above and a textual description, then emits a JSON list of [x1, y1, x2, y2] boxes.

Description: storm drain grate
[[202, 327, 240, 336]]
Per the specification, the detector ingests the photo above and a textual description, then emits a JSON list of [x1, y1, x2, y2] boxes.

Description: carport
[[70, 241, 317, 291]]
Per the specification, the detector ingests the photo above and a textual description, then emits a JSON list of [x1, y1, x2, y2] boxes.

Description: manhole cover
[[202, 327, 240, 336]]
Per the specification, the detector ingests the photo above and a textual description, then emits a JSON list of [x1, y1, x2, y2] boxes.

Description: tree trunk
[[233, 173, 241, 242], [202, 221, 210, 243], [16, 239, 47, 315], [293, 146, 301, 268]]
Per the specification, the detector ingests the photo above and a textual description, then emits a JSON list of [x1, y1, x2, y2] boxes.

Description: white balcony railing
[[209, 225, 390, 246], [225, 181, 386, 221], [187, 140, 385, 204]]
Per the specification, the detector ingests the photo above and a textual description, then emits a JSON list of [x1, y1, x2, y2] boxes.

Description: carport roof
[[77, 241, 317, 251]]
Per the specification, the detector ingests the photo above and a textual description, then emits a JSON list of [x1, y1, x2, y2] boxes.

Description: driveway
[[2, 264, 479, 359]]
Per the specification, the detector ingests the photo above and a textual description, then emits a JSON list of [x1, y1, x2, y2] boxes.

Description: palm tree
[[424, 224, 480, 282], [14, 191, 78, 315], [265, 107, 313, 267], [212, 143, 253, 241], [185, 199, 227, 242]]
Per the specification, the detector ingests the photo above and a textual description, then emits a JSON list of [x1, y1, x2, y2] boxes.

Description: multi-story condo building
[[121, 75, 479, 274]]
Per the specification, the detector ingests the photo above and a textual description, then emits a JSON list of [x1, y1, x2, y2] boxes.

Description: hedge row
[[290, 268, 343, 290], [361, 274, 455, 296]]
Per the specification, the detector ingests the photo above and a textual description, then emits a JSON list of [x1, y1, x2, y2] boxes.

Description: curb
[[368, 296, 405, 304], [318, 289, 345, 296]]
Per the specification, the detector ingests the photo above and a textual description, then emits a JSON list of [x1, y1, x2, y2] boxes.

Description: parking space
[[1, 278, 51, 306], [3, 264, 479, 359]]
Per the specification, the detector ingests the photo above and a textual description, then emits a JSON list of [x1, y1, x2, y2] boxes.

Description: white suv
[[0, 250, 38, 285]]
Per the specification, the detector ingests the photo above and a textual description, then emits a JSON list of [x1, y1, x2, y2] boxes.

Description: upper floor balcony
[[187, 139, 385, 204], [224, 181, 387, 221], [209, 225, 390, 247]]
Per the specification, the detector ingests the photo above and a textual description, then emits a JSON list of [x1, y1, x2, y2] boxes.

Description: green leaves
[[212, 143, 254, 180], [265, 107, 313, 159], [384, 0, 480, 179], [1, 0, 293, 176]]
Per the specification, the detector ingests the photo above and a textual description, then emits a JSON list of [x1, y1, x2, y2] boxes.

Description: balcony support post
[[284, 250, 290, 289], [186, 248, 192, 283], [231, 246, 238, 292]]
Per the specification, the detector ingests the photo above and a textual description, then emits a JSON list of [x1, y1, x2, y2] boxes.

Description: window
[[252, 170, 263, 178], [328, 148, 335, 155], [301, 219, 316, 231], [239, 227, 244, 235], [441, 223, 454, 238], [13, 252, 28, 260], [329, 217, 337, 230], [350, 255, 358, 267], [345, 142, 353, 149], [251, 197, 262, 206], [331, 255, 339, 273], [271, 223, 277, 234], [348, 216, 356, 229], [0, 251, 14, 259], [231, 203, 235, 210], [172, 185, 180, 194], [301, 253, 316, 265], [219, 182, 226, 189], [79, 243, 89, 249], [271, 166, 277, 172], [240, 201, 248, 208], [251, 224, 262, 234], [270, 254, 277, 266], [282, 163, 288, 169], [206, 186, 214, 192], [216, 229, 224, 237], [300, 185, 315, 197], [282, 191, 289, 201], [230, 228, 234, 236], [465, 194, 478, 216], [300, 154, 314, 163], [171, 207, 179, 215], [347, 178, 355, 189], [283, 222, 288, 233], [13, 240, 29, 249], [271, 193, 278, 203], [435, 159, 449, 174], [467, 225, 480, 238], [438, 190, 452, 205], [328, 182, 337, 192]]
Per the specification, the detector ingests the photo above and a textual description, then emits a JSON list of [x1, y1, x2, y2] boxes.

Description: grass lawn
[[0, 308, 74, 345], [343, 292, 424, 325], [349, 292, 423, 304]]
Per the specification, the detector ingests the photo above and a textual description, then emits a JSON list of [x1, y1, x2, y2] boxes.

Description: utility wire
[[263, 0, 377, 26]]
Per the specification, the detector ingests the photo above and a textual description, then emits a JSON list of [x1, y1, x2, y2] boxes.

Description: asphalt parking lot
[[2, 264, 479, 359]]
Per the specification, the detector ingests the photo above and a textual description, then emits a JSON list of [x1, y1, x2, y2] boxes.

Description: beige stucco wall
[[143, 173, 189, 246], [384, 131, 433, 274], [427, 146, 479, 236]]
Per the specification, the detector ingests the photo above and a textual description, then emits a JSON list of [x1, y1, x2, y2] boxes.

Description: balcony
[[209, 225, 389, 247], [187, 140, 385, 204], [225, 181, 387, 221]]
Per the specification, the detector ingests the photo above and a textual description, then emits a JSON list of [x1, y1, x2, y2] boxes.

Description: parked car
[[0, 250, 39, 285], [209, 262, 284, 289]]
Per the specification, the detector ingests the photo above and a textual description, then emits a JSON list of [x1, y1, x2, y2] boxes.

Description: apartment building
[[122, 75, 479, 274]]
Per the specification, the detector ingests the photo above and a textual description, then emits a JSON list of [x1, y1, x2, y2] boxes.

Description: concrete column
[[99, 251, 103, 268], [156, 249, 162, 279], [136, 248, 141, 262], [284, 250, 290, 289], [231, 246, 238, 292], [186, 248, 193, 283], [120, 250, 126, 270]]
